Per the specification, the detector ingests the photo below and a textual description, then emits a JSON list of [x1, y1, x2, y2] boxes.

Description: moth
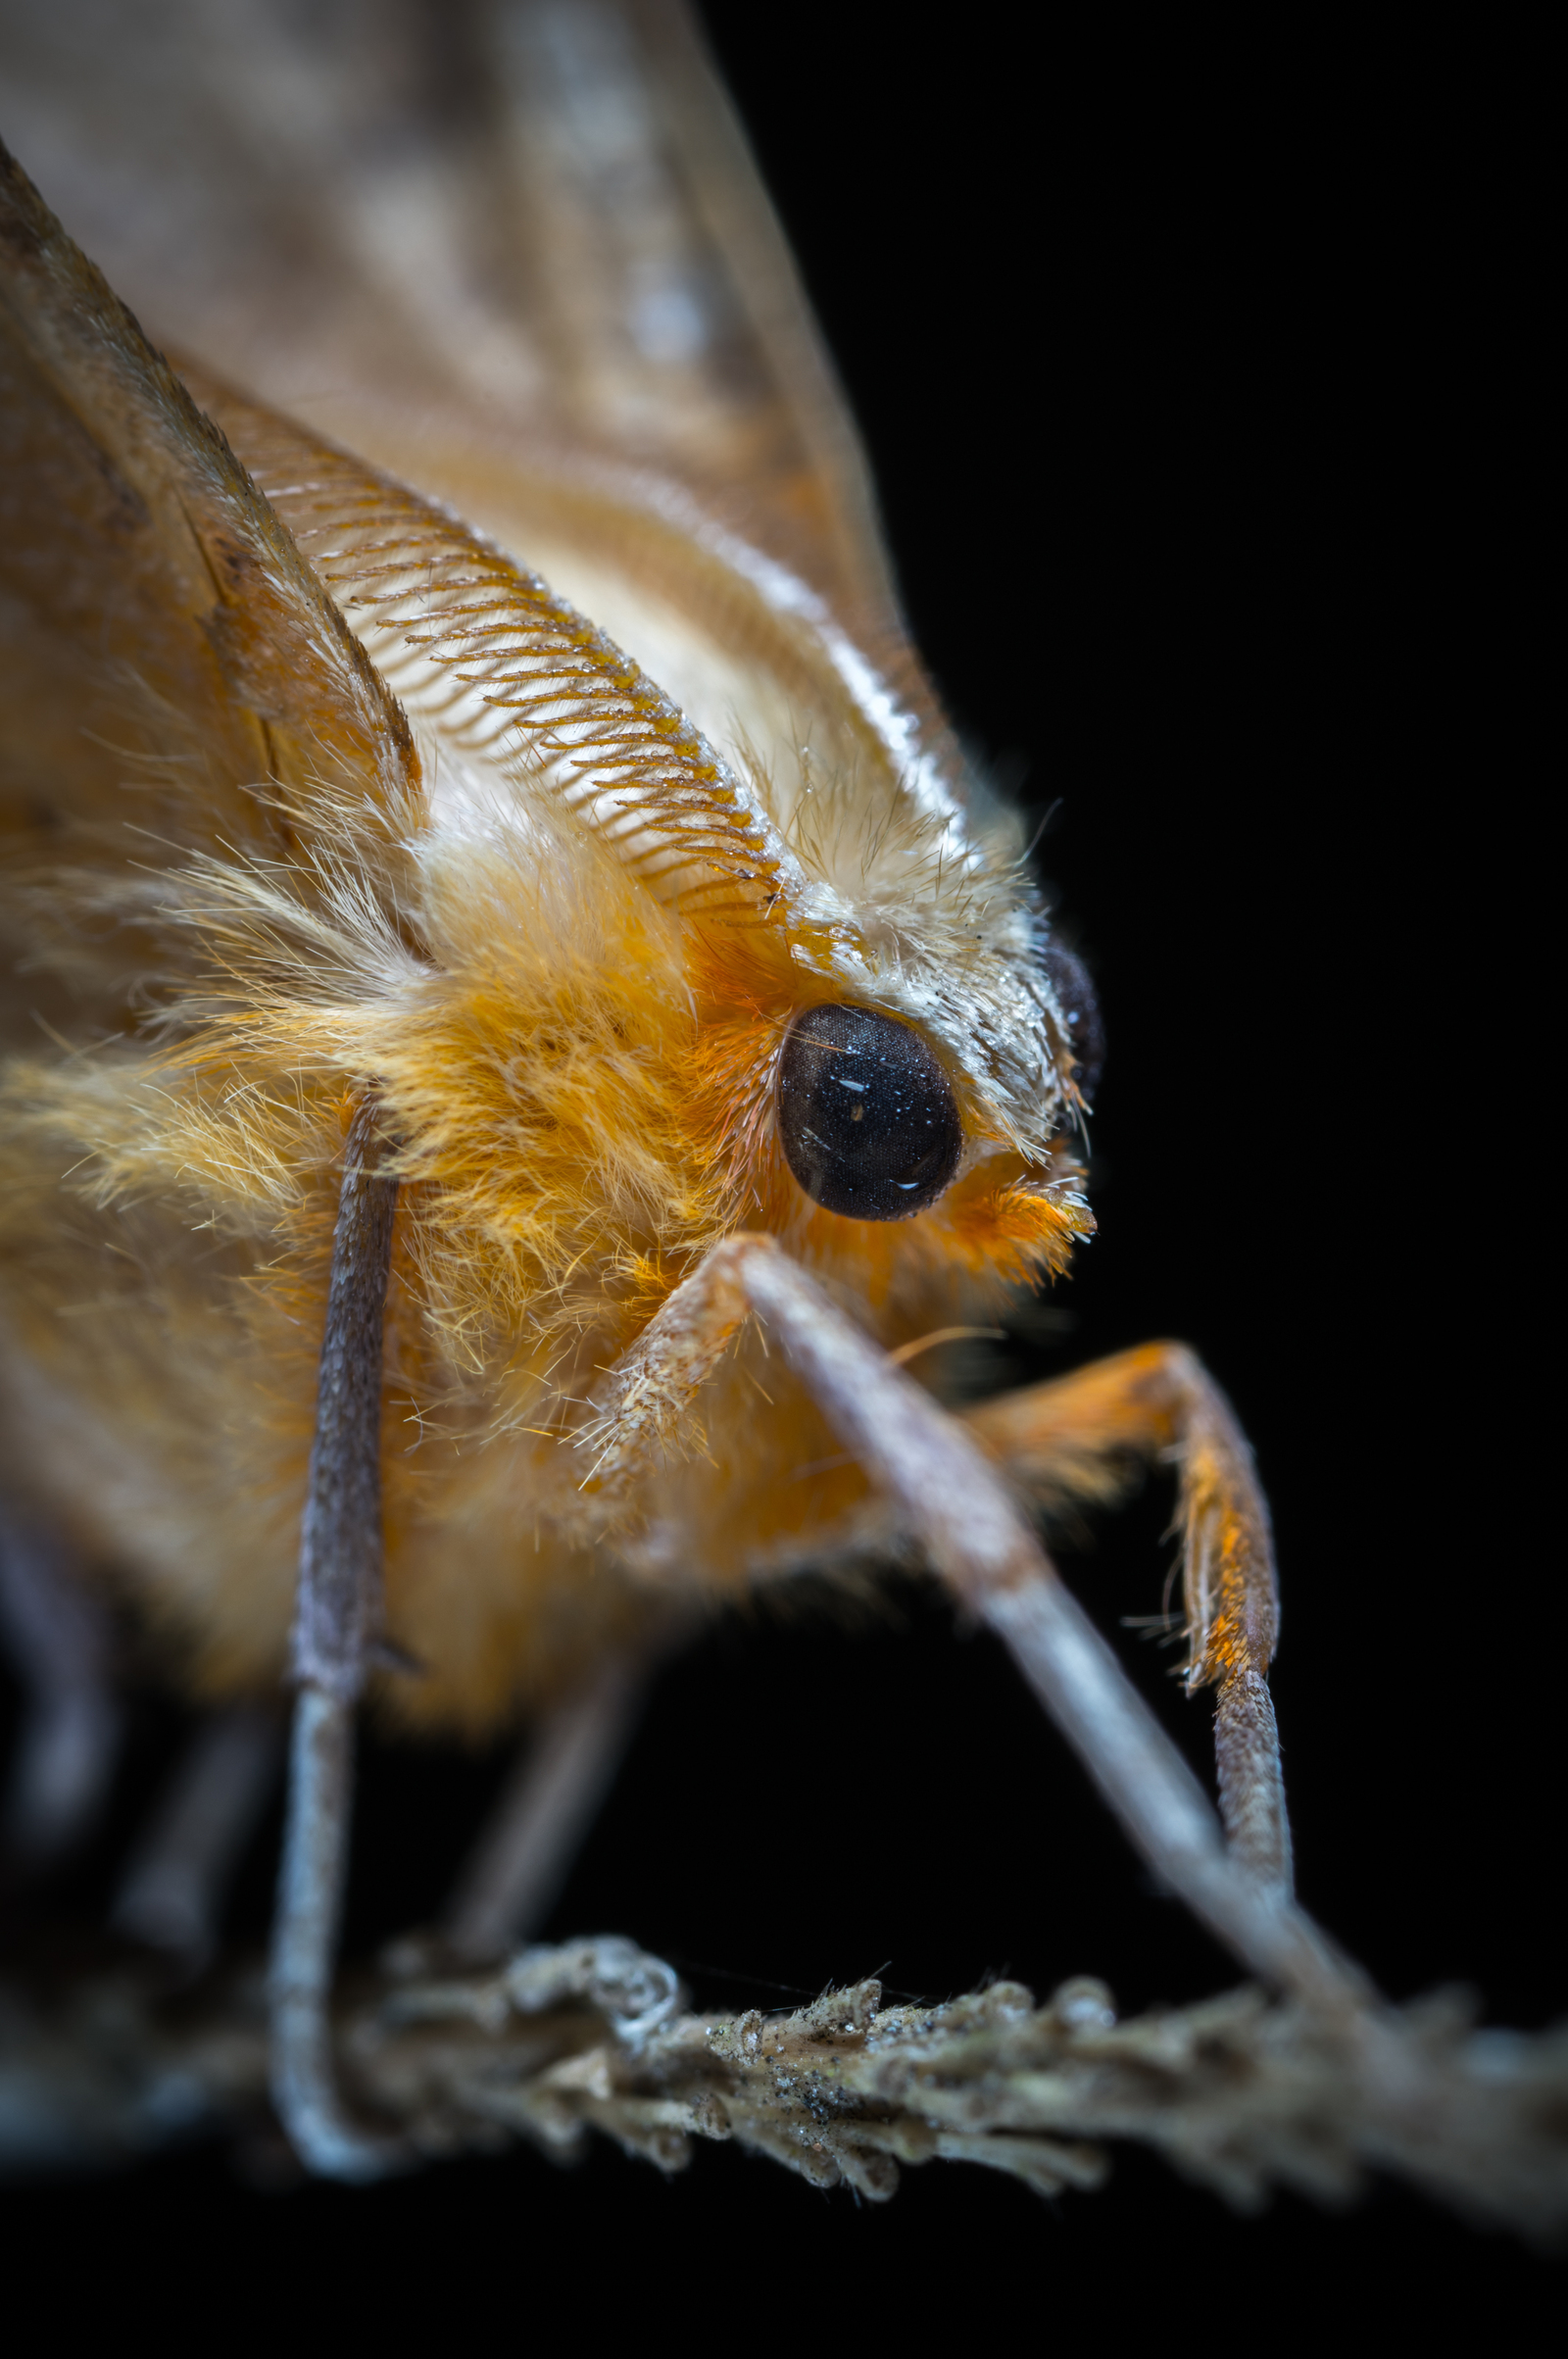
[[0, 0, 1332, 2181]]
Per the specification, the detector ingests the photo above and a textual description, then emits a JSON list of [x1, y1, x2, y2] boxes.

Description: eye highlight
[[777, 1004, 963, 1221]]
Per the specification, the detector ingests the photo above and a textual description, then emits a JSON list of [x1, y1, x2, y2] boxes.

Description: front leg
[[270, 1099, 403, 2181], [962, 1345, 1289, 1893], [580, 1237, 1349, 2005]]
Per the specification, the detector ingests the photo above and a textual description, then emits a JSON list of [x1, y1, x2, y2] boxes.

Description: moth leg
[[113, 1704, 282, 1968], [442, 1652, 649, 1965], [270, 1101, 403, 2181], [960, 1345, 1291, 1894], [0, 1509, 121, 1865], [587, 1237, 1354, 2004]]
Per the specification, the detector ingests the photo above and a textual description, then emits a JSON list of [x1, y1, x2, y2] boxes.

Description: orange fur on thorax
[[0, 173, 1090, 1736]]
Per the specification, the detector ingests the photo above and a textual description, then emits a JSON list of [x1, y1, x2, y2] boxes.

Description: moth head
[[749, 814, 1103, 1233], [719, 745, 1102, 1235], [771, 943, 1101, 1238]]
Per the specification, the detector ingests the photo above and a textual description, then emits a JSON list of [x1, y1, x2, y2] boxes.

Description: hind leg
[[442, 1652, 650, 1965], [0, 1509, 120, 1866], [114, 1703, 283, 1968]]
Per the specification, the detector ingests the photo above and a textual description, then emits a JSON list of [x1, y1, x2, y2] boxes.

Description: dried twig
[[3, 1935, 1564, 2241]]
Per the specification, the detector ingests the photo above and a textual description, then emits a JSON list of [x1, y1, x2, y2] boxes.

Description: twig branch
[[3, 1936, 1564, 2241]]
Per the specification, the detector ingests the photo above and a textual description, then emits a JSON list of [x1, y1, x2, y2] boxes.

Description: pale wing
[[0, 0, 898, 636], [0, 142, 421, 1036]]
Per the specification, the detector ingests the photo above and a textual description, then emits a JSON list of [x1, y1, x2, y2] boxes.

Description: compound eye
[[777, 1004, 962, 1221], [1041, 945, 1104, 1108]]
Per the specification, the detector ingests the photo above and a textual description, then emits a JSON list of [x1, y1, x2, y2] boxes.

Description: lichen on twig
[[3, 1933, 1566, 2241]]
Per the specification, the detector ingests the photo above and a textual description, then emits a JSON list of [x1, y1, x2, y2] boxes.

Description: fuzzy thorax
[[0, 286, 1092, 1729]]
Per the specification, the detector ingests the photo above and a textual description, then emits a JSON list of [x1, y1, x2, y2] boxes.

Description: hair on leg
[[442, 1652, 651, 1965], [113, 1703, 282, 1968], [960, 1345, 1291, 1894], [0, 1510, 121, 1866], [585, 1237, 1352, 2005], [270, 1099, 403, 2182]]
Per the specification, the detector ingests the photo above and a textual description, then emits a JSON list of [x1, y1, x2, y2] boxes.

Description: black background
[[3, 2, 1555, 2335]]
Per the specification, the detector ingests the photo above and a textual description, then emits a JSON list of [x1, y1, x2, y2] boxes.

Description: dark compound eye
[[778, 1004, 963, 1221], [1041, 945, 1105, 1109]]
